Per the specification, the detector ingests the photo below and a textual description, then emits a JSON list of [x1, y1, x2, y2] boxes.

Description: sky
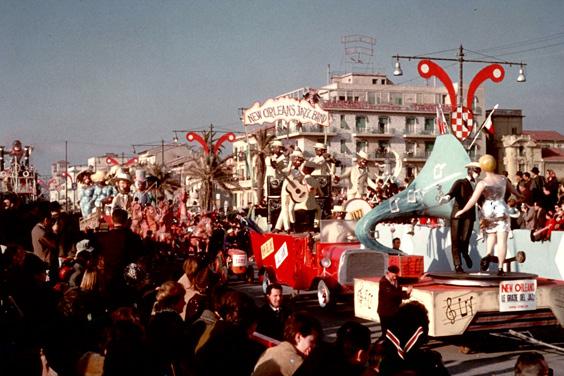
[[1, 0, 563, 175]]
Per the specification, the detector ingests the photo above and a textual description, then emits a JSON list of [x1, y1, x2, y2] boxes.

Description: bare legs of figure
[[481, 231, 509, 275]]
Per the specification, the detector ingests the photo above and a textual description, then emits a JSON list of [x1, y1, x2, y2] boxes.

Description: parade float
[[244, 96, 423, 307], [351, 55, 564, 338], [0, 140, 38, 201]]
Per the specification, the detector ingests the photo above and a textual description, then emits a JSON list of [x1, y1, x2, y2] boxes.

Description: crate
[[388, 255, 424, 278]]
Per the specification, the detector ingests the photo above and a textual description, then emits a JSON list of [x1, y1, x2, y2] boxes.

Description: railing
[[323, 100, 450, 113], [354, 127, 394, 136], [403, 151, 432, 159]]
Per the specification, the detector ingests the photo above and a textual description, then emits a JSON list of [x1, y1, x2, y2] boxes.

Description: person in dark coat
[[93, 208, 144, 308], [255, 283, 291, 341], [377, 265, 411, 339], [440, 161, 481, 272], [294, 321, 371, 376]]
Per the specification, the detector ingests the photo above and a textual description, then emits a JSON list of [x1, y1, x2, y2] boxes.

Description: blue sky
[[1, 0, 563, 174]]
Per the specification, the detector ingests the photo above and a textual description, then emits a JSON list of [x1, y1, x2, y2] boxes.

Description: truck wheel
[[262, 270, 272, 294], [317, 279, 335, 308]]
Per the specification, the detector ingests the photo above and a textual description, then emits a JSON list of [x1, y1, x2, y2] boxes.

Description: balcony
[[403, 151, 432, 161], [353, 127, 394, 138], [403, 130, 438, 140], [275, 124, 338, 139], [369, 151, 393, 161]]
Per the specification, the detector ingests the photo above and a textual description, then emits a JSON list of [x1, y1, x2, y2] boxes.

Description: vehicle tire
[[262, 270, 272, 294], [317, 279, 335, 308]]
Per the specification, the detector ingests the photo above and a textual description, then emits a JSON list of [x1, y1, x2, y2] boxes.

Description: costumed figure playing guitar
[[273, 150, 308, 233], [293, 160, 323, 231]]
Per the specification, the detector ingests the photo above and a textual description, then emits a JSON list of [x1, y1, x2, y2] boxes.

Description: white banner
[[499, 279, 537, 312], [243, 97, 329, 127]]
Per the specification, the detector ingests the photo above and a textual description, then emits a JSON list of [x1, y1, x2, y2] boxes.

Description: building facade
[[233, 72, 487, 208]]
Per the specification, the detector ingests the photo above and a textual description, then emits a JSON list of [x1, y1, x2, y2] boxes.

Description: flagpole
[[467, 104, 498, 151]]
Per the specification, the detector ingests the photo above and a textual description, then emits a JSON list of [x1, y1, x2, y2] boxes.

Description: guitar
[[284, 171, 309, 203]]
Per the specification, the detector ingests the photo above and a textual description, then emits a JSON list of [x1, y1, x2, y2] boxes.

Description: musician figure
[[293, 160, 322, 231], [309, 143, 337, 178], [273, 150, 304, 233], [110, 170, 133, 213], [341, 151, 377, 200], [439, 162, 481, 272]]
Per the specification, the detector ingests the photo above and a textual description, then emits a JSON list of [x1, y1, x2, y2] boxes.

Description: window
[[356, 140, 368, 153], [391, 92, 403, 105], [511, 127, 517, 135], [424, 118, 434, 133], [405, 117, 416, 133], [372, 79, 378, 84], [425, 142, 434, 157], [340, 140, 347, 154], [368, 92, 376, 104], [355, 116, 367, 132], [340, 114, 349, 129], [378, 117, 389, 133]]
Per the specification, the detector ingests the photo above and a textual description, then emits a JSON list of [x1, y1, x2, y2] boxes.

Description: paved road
[[230, 278, 564, 376]]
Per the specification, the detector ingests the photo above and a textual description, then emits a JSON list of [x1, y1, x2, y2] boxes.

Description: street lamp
[[391, 45, 526, 146]]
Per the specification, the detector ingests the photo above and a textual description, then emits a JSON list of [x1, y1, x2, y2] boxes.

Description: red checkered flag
[[451, 106, 474, 141]]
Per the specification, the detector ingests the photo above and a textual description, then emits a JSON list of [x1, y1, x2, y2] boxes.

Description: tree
[[183, 130, 239, 211], [250, 128, 277, 204], [144, 163, 181, 201]]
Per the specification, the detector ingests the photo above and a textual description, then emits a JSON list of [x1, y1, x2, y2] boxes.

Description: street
[[230, 278, 564, 376]]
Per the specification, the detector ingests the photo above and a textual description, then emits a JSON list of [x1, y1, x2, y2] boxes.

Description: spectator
[[196, 290, 263, 376], [256, 282, 292, 341], [392, 238, 401, 252], [514, 351, 550, 376], [253, 312, 322, 376], [377, 265, 412, 339], [31, 204, 58, 283], [294, 321, 371, 376], [530, 167, 545, 203], [378, 301, 449, 375], [177, 256, 200, 320], [147, 281, 189, 376]]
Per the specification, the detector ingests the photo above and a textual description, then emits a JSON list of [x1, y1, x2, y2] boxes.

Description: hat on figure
[[331, 205, 346, 213], [114, 169, 132, 182], [464, 161, 481, 169], [356, 151, 369, 161], [291, 150, 304, 159], [90, 170, 107, 183], [314, 142, 327, 150], [271, 140, 283, 147]]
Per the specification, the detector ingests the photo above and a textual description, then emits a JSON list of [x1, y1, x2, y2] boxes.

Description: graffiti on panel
[[356, 281, 377, 311], [442, 292, 476, 325]]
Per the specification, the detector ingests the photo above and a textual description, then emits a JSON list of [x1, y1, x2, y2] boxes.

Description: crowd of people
[[0, 195, 449, 376], [509, 168, 564, 241]]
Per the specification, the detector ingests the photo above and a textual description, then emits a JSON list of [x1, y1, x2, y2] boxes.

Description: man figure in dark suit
[[255, 283, 291, 341], [440, 162, 481, 272], [377, 265, 412, 339]]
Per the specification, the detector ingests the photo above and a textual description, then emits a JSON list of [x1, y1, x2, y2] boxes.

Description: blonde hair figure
[[455, 155, 522, 275]]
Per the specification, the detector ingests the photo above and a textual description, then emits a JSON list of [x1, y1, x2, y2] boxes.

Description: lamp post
[[392, 45, 526, 146]]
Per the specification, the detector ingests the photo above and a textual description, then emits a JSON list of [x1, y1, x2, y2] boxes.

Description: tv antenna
[[341, 34, 375, 72]]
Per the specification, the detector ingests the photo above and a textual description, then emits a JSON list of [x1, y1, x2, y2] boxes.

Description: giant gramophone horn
[[356, 134, 471, 254]]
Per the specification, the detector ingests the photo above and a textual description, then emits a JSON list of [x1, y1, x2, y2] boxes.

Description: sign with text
[[243, 97, 329, 127], [499, 279, 537, 312], [260, 238, 275, 260]]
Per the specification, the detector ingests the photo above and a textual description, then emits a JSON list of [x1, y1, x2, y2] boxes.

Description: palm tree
[[250, 128, 277, 204], [143, 164, 181, 201], [183, 130, 239, 211]]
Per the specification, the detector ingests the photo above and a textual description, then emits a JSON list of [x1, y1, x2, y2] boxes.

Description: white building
[[232, 72, 486, 208]]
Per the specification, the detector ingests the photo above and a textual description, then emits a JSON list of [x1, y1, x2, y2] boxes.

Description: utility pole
[[65, 140, 68, 212], [161, 139, 165, 167]]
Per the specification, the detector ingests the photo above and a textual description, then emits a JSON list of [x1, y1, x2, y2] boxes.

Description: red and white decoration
[[451, 106, 474, 140]]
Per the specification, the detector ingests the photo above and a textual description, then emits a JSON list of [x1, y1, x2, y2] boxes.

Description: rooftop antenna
[[341, 34, 375, 73]]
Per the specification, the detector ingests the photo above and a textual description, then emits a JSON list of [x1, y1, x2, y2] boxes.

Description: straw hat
[[356, 151, 368, 160], [331, 205, 346, 213], [271, 140, 283, 147], [314, 142, 327, 149], [464, 161, 481, 169], [90, 170, 106, 183]]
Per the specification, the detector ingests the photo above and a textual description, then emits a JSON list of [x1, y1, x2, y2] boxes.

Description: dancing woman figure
[[455, 155, 521, 275]]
